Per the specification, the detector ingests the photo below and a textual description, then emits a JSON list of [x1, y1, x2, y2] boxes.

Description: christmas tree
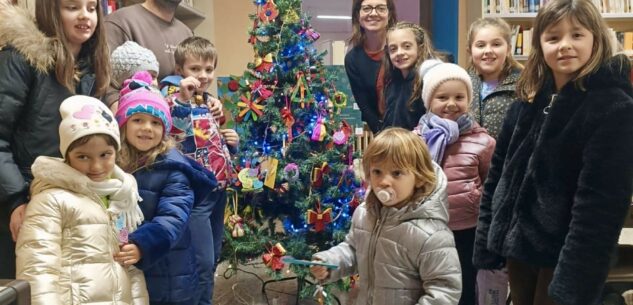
[[218, 0, 362, 303]]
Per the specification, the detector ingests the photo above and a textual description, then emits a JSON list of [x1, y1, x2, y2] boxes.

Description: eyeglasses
[[360, 5, 388, 15]]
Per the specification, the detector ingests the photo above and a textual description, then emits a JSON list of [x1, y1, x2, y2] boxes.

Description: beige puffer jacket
[[314, 164, 462, 305], [15, 157, 149, 305]]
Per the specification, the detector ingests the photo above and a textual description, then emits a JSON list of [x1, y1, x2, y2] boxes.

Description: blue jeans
[[189, 190, 227, 305]]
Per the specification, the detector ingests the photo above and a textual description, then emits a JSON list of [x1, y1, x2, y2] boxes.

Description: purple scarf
[[414, 113, 473, 163]]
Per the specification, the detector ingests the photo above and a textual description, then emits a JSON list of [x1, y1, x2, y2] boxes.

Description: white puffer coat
[[314, 164, 462, 305], [15, 157, 149, 305]]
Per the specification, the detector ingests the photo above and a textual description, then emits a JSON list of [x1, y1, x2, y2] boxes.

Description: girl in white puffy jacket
[[310, 127, 462, 305], [15, 96, 148, 305]]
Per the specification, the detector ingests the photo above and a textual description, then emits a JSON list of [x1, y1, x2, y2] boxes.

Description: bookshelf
[[120, 0, 206, 30], [480, 1, 633, 61]]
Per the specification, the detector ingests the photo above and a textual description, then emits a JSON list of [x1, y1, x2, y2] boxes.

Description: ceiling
[[302, 0, 353, 33]]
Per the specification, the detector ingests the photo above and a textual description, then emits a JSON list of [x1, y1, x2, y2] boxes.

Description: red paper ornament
[[306, 201, 332, 232], [262, 243, 286, 271]]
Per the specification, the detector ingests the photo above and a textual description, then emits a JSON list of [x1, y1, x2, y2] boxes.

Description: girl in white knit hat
[[413, 59, 496, 305], [15, 95, 149, 305]]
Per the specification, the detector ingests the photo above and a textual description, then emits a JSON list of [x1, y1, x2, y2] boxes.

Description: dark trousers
[[507, 258, 559, 305], [0, 223, 16, 278], [454, 227, 477, 305], [189, 190, 227, 305]]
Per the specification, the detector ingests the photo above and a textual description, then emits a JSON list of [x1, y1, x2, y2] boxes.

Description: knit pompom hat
[[111, 41, 159, 87], [419, 59, 473, 109], [59, 95, 121, 157], [115, 71, 172, 134]]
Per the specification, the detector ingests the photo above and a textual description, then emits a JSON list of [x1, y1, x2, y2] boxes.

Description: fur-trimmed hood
[[0, 1, 55, 72]]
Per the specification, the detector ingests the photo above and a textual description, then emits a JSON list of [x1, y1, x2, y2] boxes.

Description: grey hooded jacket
[[314, 164, 462, 305]]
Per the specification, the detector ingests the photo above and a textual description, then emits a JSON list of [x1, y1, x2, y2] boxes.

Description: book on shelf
[[485, 0, 633, 13]]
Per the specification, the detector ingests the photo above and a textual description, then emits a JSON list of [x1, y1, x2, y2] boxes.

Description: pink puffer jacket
[[442, 123, 495, 231]]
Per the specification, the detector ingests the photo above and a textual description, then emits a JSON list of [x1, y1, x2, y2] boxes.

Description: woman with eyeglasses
[[346, 0, 397, 133]]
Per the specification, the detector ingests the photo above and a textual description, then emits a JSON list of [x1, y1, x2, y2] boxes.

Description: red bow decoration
[[248, 19, 259, 44], [311, 162, 330, 188], [254, 53, 274, 73], [280, 105, 295, 142], [306, 200, 332, 232], [237, 93, 265, 122], [258, 0, 279, 22], [251, 80, 273, 100], [262, 243, 286, 271]]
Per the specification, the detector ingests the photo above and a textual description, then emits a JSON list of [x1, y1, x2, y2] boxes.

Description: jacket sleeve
[[472, 102, 520, 270], [477, 136, 496, 189], [0, 49, 35, 212], [548, 100, 633, 305], [345, 52, 381, 133], [312, 208, 361, 282], [416, 229, 462, 305], [15, 193, 64, 305], [129, 170, 194, 270], [127, 266, 150, 305]]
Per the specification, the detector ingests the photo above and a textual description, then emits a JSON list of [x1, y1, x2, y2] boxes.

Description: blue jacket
[[130, 148, 217, 303]]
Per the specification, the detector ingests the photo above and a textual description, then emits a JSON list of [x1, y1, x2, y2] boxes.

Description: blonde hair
[[517, 0, 613, 101], [348, 0, 397, 47], [35, 0, 111, 97], [383, 22, 440, 110], [118, 124, 175, 172], [466, 17, 523, 81], [174, 36, 218, 68], [362, 128, 436, 197]]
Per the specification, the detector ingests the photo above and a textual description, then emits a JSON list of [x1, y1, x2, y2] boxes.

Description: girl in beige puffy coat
[[311, 128, 462, 305], [15, 96, 148, 305]]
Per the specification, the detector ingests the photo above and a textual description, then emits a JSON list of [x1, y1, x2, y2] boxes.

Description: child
[[346, 0, 397, 133], [473, 1, 633, 305], [310, 127, 462, 305], [465, 17, 521, 305], [414, 59, 495, 305], [160, 36, 238, 305], [114, 79, 218, 305], [466, 17, 523, 139], [16, 95, 148, 305], [381, 22, 438, 131], [0, 0, 110, 277], [108, 40, 160, 107]]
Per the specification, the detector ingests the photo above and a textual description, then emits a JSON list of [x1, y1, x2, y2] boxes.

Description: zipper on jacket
[[367, 209, 388, 305], [543, 94, 558, 114]]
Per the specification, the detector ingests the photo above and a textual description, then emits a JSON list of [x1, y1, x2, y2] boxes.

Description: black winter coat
[[0, 5, 97, 222], [473, 55, 633, 305]]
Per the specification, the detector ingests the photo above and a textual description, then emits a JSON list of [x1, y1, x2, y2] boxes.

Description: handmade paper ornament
[[306, 200, 332, 232], [282, 8, 300, 24], [332, 120, 352, 145], [227, 79, 240, 92], [283, 163, 299, 182], [251, 80, 273, 100], [310, 116, 327, 142], [332, 91, 348, 113], [237, 93, 264, 122], [254, 53, 274, 73], [290, 71, 312, 108], [311, 162, 330, 188], [262, 242, 286, 271], [258, 0, 279, 22], [314, 284, 327, 305]]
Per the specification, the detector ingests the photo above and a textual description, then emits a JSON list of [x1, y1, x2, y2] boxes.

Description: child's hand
[[208, 95, 223, 118], [115, 243, 142, 266], [310, 262, 330, 281], [220, 129, 239, 148], [179, 76, 201, 102]]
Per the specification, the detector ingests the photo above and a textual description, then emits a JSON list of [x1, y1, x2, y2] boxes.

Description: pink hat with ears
[[115, 71, 172, 134]]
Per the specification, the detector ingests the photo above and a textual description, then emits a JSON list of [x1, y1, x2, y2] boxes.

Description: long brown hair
[[35, 0, 111, 97], [348, 0, 397, 48], [466, 17, 523, 82], [516, 0, 612, 101], [118, 124, 175, 172], [383, 22, 440, 110]]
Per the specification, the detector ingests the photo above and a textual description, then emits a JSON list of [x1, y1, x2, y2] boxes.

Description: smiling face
[[387, 28, 419, 77], [359, 0, 389, 34], [469, 25, 510, 82], [67, 135, 116, 182], [124, 113, 164, 152], [540, 17, 594, 90], [176, 56, 216, 94], [59, 0, 98, 56], [428, 80, 470, 121]]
